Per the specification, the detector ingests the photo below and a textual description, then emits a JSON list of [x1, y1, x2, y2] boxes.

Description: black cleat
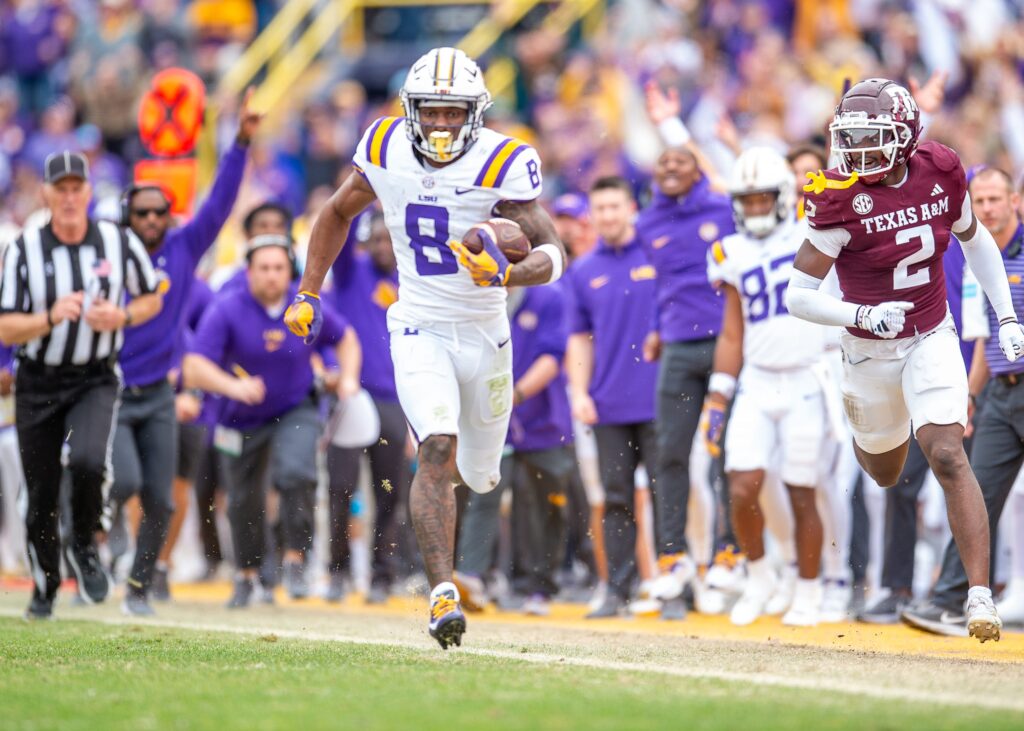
[[64, 543, 111, 604], [25, 592, 54, 621], [151, 567, 171, 602], [226, 576, 255, 609]]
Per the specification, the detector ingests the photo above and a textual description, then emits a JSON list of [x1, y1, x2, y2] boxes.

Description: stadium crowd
[[1, 0, 1024, 634]]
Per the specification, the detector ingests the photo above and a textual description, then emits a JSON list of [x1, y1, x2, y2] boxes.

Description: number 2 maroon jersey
[[803, 140, 971, 339]]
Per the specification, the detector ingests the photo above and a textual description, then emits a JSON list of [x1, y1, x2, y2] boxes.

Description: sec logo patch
[[852, 193, 873, 215]]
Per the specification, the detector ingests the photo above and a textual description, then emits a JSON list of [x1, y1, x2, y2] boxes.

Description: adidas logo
[[931, 183, 944, 196]]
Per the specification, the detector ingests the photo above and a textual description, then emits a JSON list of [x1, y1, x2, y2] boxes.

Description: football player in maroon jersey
[[785, 78, 1024, 643]]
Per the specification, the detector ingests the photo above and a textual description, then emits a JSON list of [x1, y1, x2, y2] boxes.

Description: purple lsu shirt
[[568, 238, 658, 425], [189, 284, 348, 430], [637, 178, 734, 342], [119, 143, 248, 387], [507, 284, 573, 452], [325, 213, 398, 402]]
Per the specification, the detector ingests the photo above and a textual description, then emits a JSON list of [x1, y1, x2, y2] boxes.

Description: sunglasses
[[131, 206, 170, 218]]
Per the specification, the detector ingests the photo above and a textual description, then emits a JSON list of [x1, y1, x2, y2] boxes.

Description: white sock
[[792, 578, 821, 607], [431, 581, 460, 601], [967, 585, 992, 602], [748, 556, 773, 587]]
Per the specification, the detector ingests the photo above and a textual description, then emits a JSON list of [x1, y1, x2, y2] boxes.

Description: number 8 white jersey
[[707, 217, 827, 370], [352, 117, 543, 326]]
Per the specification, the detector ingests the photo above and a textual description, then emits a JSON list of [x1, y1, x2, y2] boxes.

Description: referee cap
[[44, 151, 90, 184]]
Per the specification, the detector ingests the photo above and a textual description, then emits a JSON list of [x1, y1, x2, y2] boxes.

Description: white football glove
[[998, 320, 1024, 362], [856, 301, 914, 339]]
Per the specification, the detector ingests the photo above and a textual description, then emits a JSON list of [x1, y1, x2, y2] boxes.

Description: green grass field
[[2, 617, 1023, 731]]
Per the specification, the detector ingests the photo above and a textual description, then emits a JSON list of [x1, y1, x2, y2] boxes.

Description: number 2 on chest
[[893, 224, 935, 290]]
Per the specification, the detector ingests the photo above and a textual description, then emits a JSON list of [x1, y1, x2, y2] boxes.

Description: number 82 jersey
[[352, 116, 543, 326], [803, 140, 971, 340]]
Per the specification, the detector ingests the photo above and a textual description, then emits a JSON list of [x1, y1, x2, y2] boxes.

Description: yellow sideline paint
[[166, 580, 1024, 665]]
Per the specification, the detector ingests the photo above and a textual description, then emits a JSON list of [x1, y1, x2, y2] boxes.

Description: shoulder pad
[[361, 117, 404, 169], [473, 136, 534, 189], [915, 140, 960, 173], [710, 238, 728, 265]]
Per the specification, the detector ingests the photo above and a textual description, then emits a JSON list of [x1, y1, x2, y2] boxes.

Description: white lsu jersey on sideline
[[352, 117, 543, 327], [707, 217, 826, 369]]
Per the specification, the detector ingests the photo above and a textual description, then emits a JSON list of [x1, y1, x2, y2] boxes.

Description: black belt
[[997, 372, 1024, 388], [18, 356, 116, 379], [124, 378, 169, 397]]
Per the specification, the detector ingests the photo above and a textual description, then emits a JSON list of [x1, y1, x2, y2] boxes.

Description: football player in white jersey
[[284, 48, 566, 649], [701, 147, 830, 627]]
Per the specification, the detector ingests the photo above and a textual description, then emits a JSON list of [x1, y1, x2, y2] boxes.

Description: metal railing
[[198, 0, 605, 182]]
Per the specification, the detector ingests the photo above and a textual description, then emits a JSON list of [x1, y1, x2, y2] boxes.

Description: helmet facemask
[[732, 190, 787, 239], [830, 112, 913, 184], [401, 94, 490, 163]]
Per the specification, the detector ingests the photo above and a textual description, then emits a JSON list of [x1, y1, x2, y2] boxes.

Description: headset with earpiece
[[119, 183, 173, 227]]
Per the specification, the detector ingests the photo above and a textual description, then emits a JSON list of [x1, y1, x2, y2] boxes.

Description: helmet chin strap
[[429, 131, 454, 161]]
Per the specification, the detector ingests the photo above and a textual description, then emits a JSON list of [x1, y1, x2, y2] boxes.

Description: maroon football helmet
[[829, 78, 922, 184]]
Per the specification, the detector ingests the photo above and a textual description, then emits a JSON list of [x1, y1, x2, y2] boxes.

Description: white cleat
[[819, 579, 853, 624], [650, 553, 696, 601], [966, 592, 1002, 643], [693, 577, 730, 615], [705, 545, 746, 595], [996, 579, 1024, 625], [765, 564, 797, 616], [730, 566, 776, 626]]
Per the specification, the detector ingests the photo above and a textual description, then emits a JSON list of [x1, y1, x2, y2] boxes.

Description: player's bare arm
[[706, 284, 744, 405], [494, 198, 566, 287], [298, 171, 378, 296]]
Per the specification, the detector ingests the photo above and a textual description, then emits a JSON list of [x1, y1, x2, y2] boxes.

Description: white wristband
[[657, 117, 691, 147], [534, 243, 564, 284], [708, 372, 737, 400]]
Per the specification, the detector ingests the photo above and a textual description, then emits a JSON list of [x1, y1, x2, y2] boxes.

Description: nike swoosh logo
[[498, 338, 510, 348], [652, 235, 671, 249], [455, 187, 474, 195], [939, 611, 965, 624]]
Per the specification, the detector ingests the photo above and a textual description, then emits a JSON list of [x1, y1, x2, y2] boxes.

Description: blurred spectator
[[0, 0, 74, 115], [68, 0, 146, 156]]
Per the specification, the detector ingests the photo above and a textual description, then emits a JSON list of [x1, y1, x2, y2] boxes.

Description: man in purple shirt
[[323, 211, 409, 604], [567, 176, 660, 618], [109, 98, 259, 615], [904, 167, 1024, 635], [636, 146, 735, 602], [455, 283, 575, 615], [184, 236, 360, 608]]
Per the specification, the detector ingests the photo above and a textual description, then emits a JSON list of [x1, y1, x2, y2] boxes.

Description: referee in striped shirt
[[0, 151, 161, 619]]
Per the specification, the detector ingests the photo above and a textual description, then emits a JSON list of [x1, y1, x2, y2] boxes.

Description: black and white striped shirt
[[0, 220, 158, 367]]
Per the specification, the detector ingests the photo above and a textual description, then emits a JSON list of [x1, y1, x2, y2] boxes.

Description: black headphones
[[120, 183, 172, 227], [245, 233, 300, 279]]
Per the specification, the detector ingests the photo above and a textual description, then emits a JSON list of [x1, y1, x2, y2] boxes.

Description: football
[[462, 218, 531, 263]]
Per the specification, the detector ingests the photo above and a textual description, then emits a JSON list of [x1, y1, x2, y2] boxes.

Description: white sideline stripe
[[3, 609, 1023, 712]]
